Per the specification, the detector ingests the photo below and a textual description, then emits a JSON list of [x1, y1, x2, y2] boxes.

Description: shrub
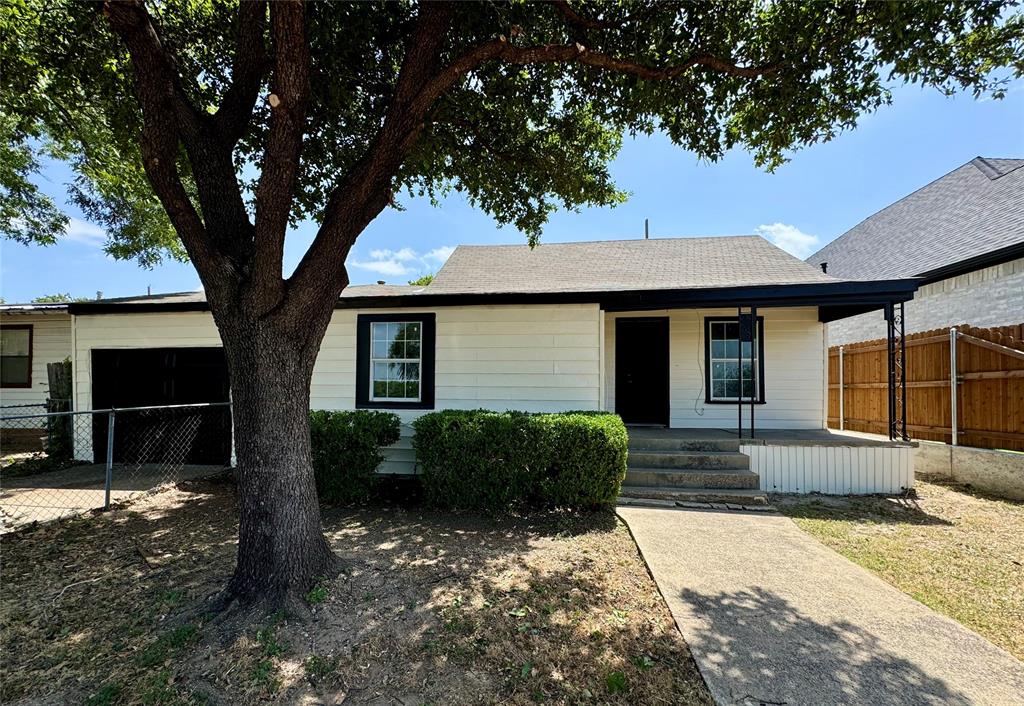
[[309, 410, 401, 504], [412, 409, 627, 512]]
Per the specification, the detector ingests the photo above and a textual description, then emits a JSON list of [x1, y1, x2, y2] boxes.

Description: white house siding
[[743, 443, 915, 494], [828, 257, 1024, 345], [1, 313, 72, 425], [604, 307, 826, 429], [71, 304, 603, 471]]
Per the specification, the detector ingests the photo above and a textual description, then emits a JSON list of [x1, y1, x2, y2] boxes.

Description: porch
[[621, 426, 915, 504]]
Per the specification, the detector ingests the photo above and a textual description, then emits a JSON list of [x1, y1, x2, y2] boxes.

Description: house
[[806, 156, 1024, 345], [4, 236, 919, 495], [0, 302, 72, 411]]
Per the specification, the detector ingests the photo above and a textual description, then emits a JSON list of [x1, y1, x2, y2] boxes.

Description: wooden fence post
[[838, 345, 844, 431], [950, 327, 958, 446]]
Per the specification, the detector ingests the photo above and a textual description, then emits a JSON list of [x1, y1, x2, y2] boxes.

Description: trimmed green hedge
[[309, 410, 401, 503], [412, 409, 627, 511]]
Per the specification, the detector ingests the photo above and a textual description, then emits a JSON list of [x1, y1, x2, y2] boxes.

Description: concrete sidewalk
[[618, 505, 1024, 706]]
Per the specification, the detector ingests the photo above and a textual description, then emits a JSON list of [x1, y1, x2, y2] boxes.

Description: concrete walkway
[[618, 505, 1024, 706]]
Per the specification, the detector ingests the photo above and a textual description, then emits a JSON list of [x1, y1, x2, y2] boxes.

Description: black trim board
[[68, 278, 921, 316], [703, 316, 766, 405], [915, 241, 1024, 285], [355, 313, 435, 410]]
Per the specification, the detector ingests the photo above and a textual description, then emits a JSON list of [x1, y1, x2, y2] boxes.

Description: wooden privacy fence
[[828, 324, 1024, 452]]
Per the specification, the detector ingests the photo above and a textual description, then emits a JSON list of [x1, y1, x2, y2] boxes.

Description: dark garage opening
[[91, 347, 232, 465]]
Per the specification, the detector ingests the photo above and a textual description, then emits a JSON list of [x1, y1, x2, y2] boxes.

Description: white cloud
[[423, 245, 456, 263], [65, 217, 106, 246], [350, 244, 456, 280], [754, 223, 820, 259], [351, 258, 414, 276], [370, 247, 418, 261]]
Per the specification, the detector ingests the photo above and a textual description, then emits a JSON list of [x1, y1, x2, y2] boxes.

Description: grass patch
[[775, 479, 1024, 659], [305, 578, 328, 605]]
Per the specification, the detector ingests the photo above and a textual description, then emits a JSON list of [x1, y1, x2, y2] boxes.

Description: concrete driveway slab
[[618, 505, 1024, 706]]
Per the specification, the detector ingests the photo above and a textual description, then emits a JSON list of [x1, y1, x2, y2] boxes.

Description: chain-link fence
[[0, 402, 232, 532]]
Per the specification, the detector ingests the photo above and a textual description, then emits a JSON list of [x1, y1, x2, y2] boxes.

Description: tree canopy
[[4, 0, 1021, 270]]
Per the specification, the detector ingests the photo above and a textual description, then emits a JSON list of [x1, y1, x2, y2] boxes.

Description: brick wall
[[827, 257, 1024, 345]]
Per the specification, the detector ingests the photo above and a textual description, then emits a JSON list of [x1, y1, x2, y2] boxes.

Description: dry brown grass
[[1, 478, 712, 705], [775, 479, 1024, 660]]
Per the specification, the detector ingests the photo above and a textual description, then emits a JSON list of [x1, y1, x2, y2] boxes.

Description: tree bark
[[217, 307, 340, 607]]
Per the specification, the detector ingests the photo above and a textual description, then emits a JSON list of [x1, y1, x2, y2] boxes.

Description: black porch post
[[899, 301, 908, 441], [737, 306, 743, 439], [750, 305, 757, 438], [884, 302, 896, 441]]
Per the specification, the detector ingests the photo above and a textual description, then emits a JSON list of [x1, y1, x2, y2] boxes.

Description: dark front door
[[615, 317, 670, 425]]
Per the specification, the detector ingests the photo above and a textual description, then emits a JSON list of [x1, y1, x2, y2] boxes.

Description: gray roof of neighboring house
[[63, 284, 424, 308], [429, 236, 837, 294], [806, 157, 1024, 280]]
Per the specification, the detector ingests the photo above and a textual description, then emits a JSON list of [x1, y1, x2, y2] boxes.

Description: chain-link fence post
[[104, 409, 116, 510]]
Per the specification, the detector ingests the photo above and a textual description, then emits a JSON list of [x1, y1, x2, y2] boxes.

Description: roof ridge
[[453, 235, 761, 248], [972, 156, 1024, 180]]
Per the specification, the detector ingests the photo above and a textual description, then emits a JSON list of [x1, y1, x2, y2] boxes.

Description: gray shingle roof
[[63, 284, 423, 307], [428, 236, 836, 295], [806, 157, 1024, 280]]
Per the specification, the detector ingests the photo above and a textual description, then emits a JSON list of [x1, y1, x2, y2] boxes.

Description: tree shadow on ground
[[677, 585, 974, 706], [2, 477, 695, 706], [773, 493, 954, 526]]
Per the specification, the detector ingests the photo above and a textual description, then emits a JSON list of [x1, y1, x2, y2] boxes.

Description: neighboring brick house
[[806, 156, 1024, 345]]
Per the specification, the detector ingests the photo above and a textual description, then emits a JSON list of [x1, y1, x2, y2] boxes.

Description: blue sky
[[2, 80, 1022, 302]]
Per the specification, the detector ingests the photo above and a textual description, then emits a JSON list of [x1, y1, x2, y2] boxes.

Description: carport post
[[104, 409, 115, 510]]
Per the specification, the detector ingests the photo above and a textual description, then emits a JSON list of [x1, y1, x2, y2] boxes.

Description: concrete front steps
[[619, 431, 769, 507]]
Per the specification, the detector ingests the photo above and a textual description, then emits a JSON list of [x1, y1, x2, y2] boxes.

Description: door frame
[[614, 316, 670, 426]]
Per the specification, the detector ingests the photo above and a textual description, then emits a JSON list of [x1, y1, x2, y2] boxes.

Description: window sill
[[704, 399, 767, 405], [356, 400, 434, 411]]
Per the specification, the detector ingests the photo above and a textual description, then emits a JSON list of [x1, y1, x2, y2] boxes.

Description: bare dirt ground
[[1, 478, 713, 705]]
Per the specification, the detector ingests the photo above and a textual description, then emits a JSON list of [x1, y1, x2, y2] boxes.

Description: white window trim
[[708, 320, 761, 403], [368, 321, 423, 403]]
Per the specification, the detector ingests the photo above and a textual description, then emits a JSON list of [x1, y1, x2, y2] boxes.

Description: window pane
[[405, 322, 421, 340], [406, 362, 420, 382], [387, 322, 400, 343], [387, 380, 407, 398], [712, 380, 727, 398], [725, 379, 740, 398], [742, 379, 756, 399], [372, 340, 389, 359], [741, 361, 754, 380], [372, 380, 388, 398], [711, 340, 726, 358], [741, 340, 753, 358], [1, 357, 30, 385], [371, 322, 388, 342], [406, 340, 420, 358], [388, 339, 406, 359], [723, 339, 739, 358], [372, 362, 389, 382], [724, 323, 738, 340], [406, 380, 420, 400], [0, 330, 30, 356]]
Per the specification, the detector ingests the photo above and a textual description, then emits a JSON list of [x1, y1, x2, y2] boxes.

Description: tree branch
[[102, 0, 225, 279], [104, 0, 253, 283], [214, 0, 268, 144], [282, 2, 455, 321], [250, 0, 309, 311]]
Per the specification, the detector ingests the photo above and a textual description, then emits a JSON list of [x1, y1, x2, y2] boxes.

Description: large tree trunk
[[218, 310, 340, 607]]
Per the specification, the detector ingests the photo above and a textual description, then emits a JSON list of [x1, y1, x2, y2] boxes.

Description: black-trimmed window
[[704, 316, 765, 404], [356, 313, 435, 409], [1, 325, 32, 388]]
